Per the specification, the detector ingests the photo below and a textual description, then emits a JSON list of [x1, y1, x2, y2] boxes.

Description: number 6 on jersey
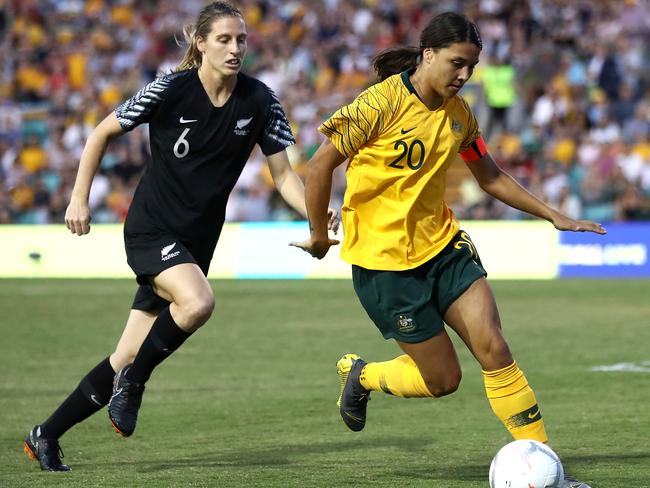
[[174, 128, 190, 158]]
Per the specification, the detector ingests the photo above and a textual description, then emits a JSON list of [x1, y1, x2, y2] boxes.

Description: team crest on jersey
[[234, 117, 253, 136], [452, 119, 463, 132]]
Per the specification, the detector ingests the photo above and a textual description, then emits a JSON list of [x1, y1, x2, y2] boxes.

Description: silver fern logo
[[161, 243, 180, 261], [234, 117, 253, 136]]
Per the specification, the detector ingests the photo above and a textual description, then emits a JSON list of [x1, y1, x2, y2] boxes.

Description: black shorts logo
[[161, 242, 181, 261]]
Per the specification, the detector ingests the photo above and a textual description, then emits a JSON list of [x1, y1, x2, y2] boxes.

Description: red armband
[[459, 136, 488, 162]]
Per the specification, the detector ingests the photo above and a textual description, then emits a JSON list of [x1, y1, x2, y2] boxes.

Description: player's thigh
[[125, 235, 200, 289], [352, 262, 461, 391], [151, 262, 213, 307], [429, 230, 511, 370], [443, 277, 512, 370], [110, 308, 159, 370], [352, 264, 445, 344]]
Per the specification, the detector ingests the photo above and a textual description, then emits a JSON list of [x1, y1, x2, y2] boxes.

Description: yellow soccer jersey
[[319, 70, 481, 270]]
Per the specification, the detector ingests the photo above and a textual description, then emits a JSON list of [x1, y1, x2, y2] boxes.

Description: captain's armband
[[459, 136, 488, 162]]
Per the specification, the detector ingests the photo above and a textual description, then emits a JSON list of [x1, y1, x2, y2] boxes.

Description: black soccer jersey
[[115, 69, 295, 243]]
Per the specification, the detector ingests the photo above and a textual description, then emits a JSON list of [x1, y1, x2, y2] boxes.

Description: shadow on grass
[[131, 435, 432, 469], [100, 435, 484, 480], [101, 443, 650, 482], [559, 451, 650, 473]]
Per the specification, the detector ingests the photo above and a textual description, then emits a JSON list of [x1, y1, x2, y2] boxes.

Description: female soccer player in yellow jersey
[[291, 12, 605, 488]]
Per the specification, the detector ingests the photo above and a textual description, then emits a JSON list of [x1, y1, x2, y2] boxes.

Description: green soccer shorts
[[352, 230, 487, 343]]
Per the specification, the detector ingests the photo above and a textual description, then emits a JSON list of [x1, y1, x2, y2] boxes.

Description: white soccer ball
[[489, 439, 564, 488]]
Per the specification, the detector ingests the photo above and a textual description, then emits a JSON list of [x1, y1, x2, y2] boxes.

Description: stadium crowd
[[1, 0, 650, 225]]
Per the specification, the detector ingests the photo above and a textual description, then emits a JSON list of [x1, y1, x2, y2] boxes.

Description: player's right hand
[[289, 236, 340, 259], [65, 198, 92, 236]]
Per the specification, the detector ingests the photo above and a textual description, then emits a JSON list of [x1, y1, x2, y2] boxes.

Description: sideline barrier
[[559, 222, 650, 278], [1, 222, 648, 279]]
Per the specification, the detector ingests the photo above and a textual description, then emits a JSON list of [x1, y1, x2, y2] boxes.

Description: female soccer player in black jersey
[[23, 1, 337, 471]]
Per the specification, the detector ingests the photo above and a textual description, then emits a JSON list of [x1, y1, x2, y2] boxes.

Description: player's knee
[[179, 295, 215, 328], [425, 370, 462, 398], [110, 350, 137, 370], [484, 335, 513, 369]]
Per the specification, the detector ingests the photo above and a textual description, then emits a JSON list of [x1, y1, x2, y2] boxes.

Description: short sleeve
[[259, 88, 295, 156], [115, 73, 177, 131], [319, 84, 389, 158]]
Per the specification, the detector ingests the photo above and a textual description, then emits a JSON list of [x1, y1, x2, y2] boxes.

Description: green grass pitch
[[1, 279, 649, 487]]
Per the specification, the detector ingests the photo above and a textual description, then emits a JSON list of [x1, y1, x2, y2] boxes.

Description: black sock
[[125, 306, 191, 384], [40, 357, 115, 439]]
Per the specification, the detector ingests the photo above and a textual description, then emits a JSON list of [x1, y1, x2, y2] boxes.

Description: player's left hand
[[327, 208, 340, 234], [552, 214, 607, 234]]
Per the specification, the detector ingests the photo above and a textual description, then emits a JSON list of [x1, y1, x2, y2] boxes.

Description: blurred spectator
[[18, 134, 47, 174], [481, 53, 517, 140]]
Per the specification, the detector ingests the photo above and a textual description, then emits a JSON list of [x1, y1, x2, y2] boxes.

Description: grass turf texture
[[1, 279, 649, 487]]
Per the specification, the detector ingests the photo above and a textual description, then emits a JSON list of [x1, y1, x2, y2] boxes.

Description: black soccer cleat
[[23, 425, 71, 472], [108, 364, 145, 437], [564, 473, 592, 488], [336, 354, 371, 432]]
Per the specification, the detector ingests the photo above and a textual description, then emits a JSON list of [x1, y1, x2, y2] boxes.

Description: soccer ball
[[489, 439, 564, 488]]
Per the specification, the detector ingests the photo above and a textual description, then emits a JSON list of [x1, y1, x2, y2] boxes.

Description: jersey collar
[[400, 69, 418, 96], [400, 68, 447, 111]]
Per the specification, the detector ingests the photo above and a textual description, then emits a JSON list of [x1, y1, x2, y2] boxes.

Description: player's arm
[[65, 112, 125, 236], [289, 139, 346, 259], [266, 149, 340, 231], [463, 141, 606, 234], [266, 149, 308, 218]]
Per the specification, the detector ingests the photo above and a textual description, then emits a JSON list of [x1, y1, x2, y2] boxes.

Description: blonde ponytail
[[175, 24, 202, 71]]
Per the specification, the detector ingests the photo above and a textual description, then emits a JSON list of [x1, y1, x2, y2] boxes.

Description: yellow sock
[[360, 355, 433, 398], [483, 361, 548, 443]]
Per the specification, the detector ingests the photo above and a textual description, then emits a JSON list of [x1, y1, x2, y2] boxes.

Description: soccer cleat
[[108, 364, 145, 437], [23, 425, 71, 472], [564, 474, 592, 488], [336, 353, 371, 432]]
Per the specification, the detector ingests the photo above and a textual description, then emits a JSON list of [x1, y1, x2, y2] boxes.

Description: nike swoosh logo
[[110, 387, 123, 402], [90, 394, 102, 406], [179, 117, 198, 124], [344, 412, 364, 422], [400, 127, 415, 134], [528, 409, 540, 419]]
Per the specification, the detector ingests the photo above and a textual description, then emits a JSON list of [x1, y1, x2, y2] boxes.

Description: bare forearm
[[71, 134, 108, 200], [274, 170, 308, 218], [481, 172, 557, 222], [288, 139, 344, 258], [71, 114, 123, 200], [469, 154, 605, 234], [305, 162, 333, 239]]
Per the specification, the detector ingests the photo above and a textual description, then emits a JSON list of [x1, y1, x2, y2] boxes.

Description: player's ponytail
[[372, 47, 421, 81], [175, 1, 243, 72], [176, 24, 201, 71]]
